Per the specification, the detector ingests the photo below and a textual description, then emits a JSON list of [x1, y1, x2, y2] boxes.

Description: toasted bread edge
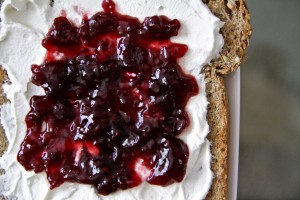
[[203, 0, 252, 199]]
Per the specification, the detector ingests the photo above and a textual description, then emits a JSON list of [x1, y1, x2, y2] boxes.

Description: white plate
[[225, 68, 240, 200]]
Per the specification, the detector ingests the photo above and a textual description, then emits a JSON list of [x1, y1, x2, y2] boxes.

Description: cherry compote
[[17, 0, 199, 195]]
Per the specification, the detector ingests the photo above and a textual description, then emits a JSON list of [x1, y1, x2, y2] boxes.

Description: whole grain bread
[[203, 0, 252, 199], [0, 0, 251, 199], [203, 0, 252, 75]]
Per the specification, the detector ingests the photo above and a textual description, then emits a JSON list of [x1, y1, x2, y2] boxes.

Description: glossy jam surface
[[17, 0, 199, 195]]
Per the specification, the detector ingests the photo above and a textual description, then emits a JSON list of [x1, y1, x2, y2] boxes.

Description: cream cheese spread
[[0, 0, 224, 199]]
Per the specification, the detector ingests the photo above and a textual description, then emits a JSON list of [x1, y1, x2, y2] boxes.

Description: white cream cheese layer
[[0, 0, 224, 199]]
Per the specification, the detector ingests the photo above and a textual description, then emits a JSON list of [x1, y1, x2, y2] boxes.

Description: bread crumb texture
[[0, 67, 8, 157]]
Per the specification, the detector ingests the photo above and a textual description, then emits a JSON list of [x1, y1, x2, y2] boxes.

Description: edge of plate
[[225, 68, 240, 200]]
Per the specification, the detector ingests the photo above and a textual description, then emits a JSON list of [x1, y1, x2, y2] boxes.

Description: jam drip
[[17, 0, 199, 195]]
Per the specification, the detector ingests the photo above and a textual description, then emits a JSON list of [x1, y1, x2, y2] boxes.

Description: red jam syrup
[[17, 0, 199, 195]]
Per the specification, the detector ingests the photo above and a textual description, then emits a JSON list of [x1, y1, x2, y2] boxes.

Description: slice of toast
[[202, 0, 252, 199], [0, 0, 251, 199]]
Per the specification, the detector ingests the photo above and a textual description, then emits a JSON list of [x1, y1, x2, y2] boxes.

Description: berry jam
[[17, 0, 199, 195]]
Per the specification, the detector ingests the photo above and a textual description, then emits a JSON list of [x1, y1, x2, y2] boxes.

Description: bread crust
[[203, 0, 251, 199], [204, 70, 229, 200], [203, 0, 252, 75]]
